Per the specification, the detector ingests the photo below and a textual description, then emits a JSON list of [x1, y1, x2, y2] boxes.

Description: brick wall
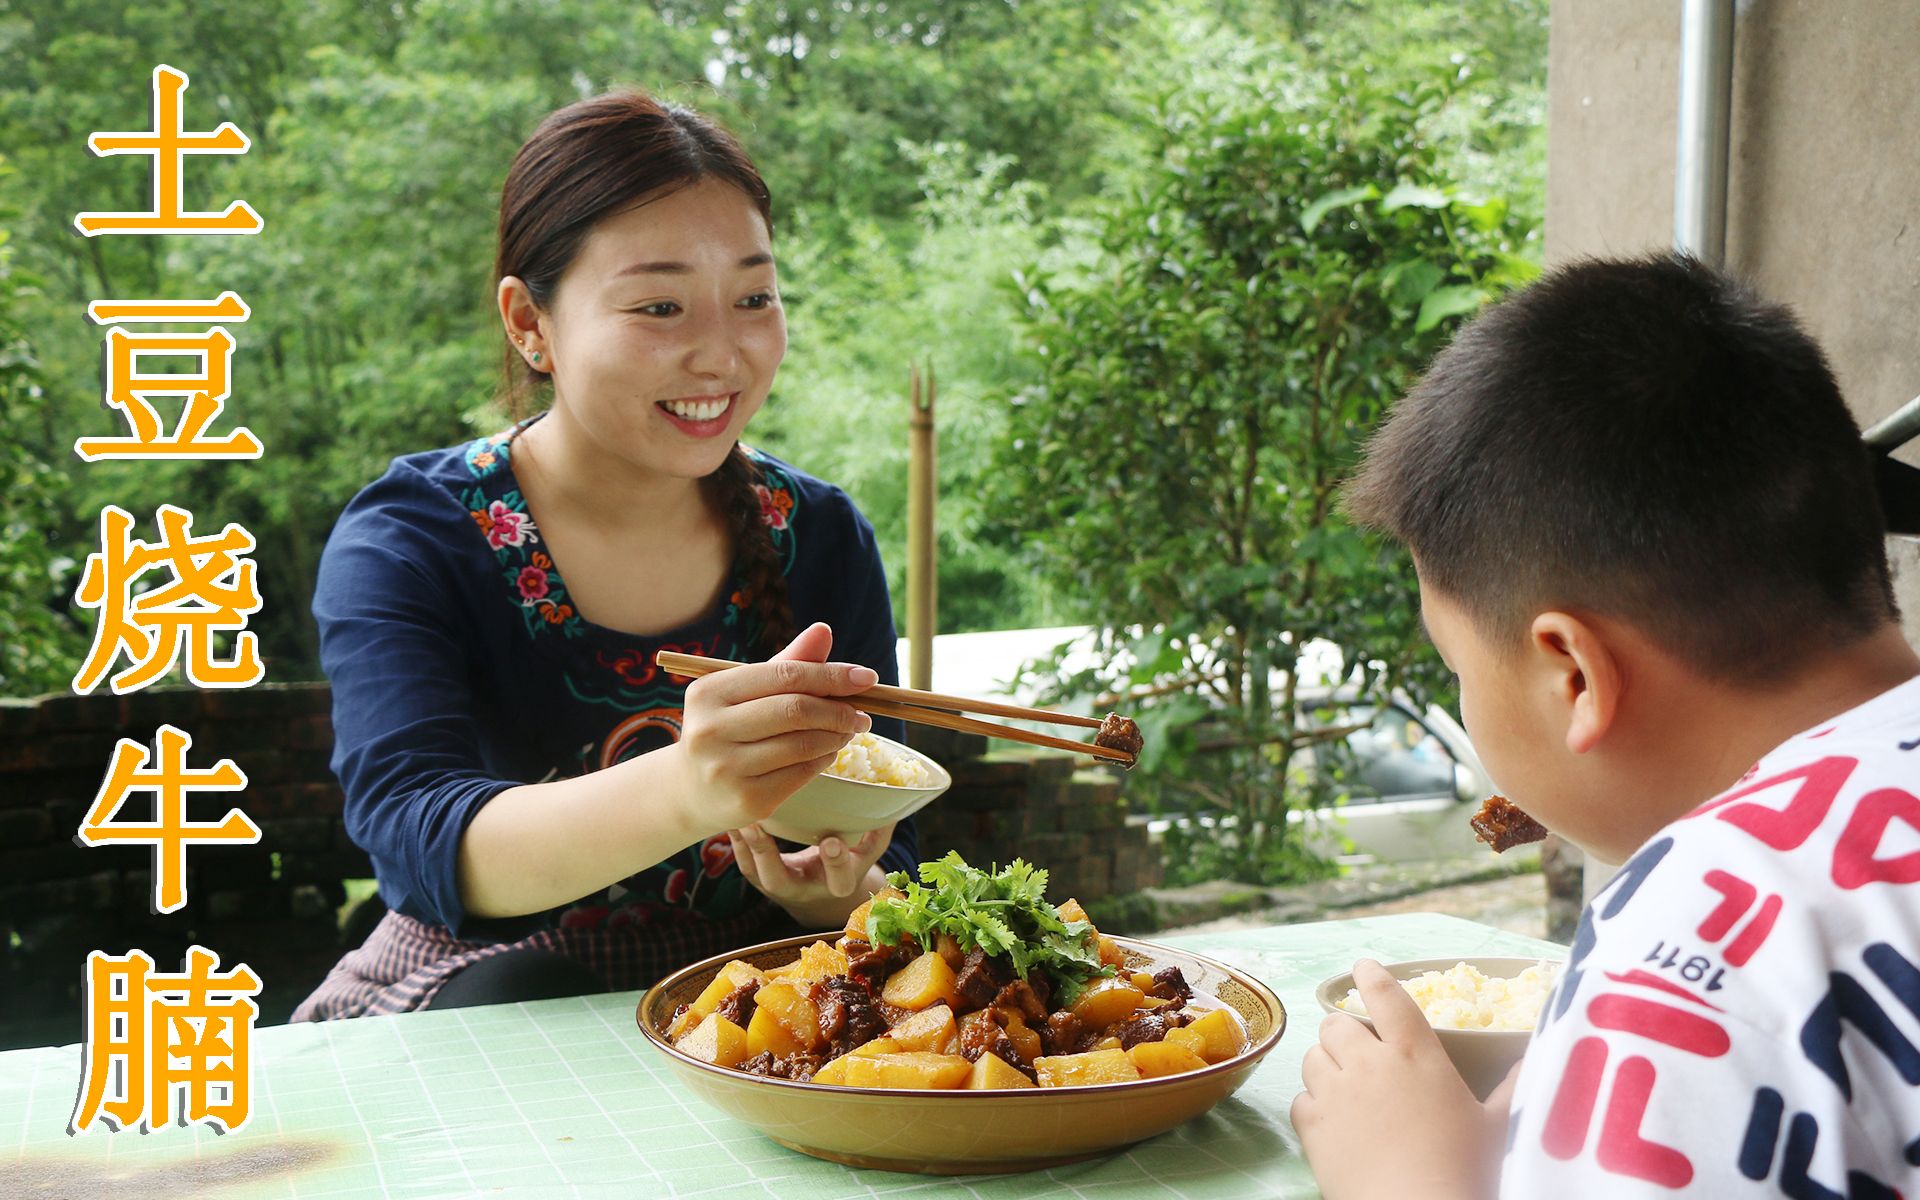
[[903, 726, 1160, 904], [0, 687, 1146, 1047], [0, 684, 359, 1046]]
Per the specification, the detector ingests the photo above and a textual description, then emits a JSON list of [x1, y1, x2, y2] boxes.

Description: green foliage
[[0, 0, 1548, 701], [0, 157, 86, 695], [870, 851, 1110, 1001], [988, 67, 1537, 884]]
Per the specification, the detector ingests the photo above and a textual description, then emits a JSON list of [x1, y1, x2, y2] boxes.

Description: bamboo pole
[[907, 361, 937, 690]]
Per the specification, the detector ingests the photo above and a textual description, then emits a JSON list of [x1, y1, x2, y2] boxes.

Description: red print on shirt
[[1541, 1038, 1694, 1188], [1831, 788, 1920, 890], [1697, 870, 1784, 967], [1700, 757, 1859, 851], [1536, 972, 1734, 1187]]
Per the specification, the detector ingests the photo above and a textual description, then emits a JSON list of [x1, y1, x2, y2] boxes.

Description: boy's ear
[[1528, 611, 1620, 754]]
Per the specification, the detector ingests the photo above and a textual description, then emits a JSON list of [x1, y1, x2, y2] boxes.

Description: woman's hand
[[728, 821, 894, 930], [672, 621, 873, 834], [1290, 959, 1508, 1200]]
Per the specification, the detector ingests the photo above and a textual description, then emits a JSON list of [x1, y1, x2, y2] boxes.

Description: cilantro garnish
[[865, 851, 1113, 1003]]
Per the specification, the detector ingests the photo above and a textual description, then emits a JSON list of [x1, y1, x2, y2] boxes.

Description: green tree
[[0, 156, 86, 694], [0, 0, 1552, 694], [990, 69, 1537, 882]]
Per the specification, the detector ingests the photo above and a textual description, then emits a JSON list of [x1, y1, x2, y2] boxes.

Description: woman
[[294, 89, 914, 1019]]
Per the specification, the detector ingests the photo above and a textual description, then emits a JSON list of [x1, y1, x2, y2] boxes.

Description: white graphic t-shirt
[[1502, 674, 1920, 1198]]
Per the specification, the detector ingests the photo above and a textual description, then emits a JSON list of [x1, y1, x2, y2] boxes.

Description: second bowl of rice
[[760, 731, 951, 845], [1314, 956, 1563, 1100]]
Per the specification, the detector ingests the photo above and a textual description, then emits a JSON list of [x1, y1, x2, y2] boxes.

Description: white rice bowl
[[1337, 960, 1561, 1032]]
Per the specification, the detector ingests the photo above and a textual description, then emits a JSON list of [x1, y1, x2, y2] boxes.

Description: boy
[[1292, 254, 1920, 1198]]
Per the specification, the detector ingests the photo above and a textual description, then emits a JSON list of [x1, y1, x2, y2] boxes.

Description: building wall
[[1546, 0, 1920, 644]]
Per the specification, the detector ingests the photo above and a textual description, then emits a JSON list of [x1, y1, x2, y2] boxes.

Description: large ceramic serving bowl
[[1314, 956, 1561, 1100], [758, 733, 951, 844], [637, 932, 1287, 1174]]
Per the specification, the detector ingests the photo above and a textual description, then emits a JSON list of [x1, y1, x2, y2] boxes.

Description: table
[[0, 913, 1561, 1199]]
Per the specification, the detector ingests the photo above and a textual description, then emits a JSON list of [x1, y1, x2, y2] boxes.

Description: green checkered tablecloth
[[0, 912, 1562, 1198]]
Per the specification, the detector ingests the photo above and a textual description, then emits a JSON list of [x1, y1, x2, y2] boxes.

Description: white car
[[1284, 688, 1498, 864]]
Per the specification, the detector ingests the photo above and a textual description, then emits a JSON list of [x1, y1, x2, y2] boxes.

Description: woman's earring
[[531, 351, 543, 365]]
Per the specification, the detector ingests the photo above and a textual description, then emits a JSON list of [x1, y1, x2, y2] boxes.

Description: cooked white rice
[[1338, 961, 1560, 1032], [825, 731, 933, 787]]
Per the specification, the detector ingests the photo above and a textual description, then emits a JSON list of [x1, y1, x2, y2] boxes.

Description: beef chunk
[[713, 979, 761, 1031], [1094, 712, 1144, 767], [1471, 794, 1550, 853], [957, 1008, 1000, 1059], [1042, 1010, 1085, 1056], [1025, 969, 1053, 1011], [956, 1008, 1035, 1078], [1148, 967, 1193, 1004], [810, 975, 885, 1058], [954, 948, 1012, 1011], [846, 940, 911, 995], [738, 1051, 824, 1082], [992, 979, 1049, 1025], [1116, 1011, 1170, 1050]]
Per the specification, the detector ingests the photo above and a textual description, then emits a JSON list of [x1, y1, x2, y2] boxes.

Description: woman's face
[[538, 176, 786, 480]]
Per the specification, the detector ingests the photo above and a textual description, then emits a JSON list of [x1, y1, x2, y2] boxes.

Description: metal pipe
[[1864, 394, 1920, 452], [1674, 0, 1735, 263]]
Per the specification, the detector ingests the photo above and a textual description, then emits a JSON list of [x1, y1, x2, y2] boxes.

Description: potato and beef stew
[[666, 853, 1247, 1089]]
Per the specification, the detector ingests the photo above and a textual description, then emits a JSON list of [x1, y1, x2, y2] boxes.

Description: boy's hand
[[1291, 959, 1508, 1200]]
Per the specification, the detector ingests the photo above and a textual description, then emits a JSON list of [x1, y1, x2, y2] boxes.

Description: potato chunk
[[881, 951, 961, 1011], [1068, 976, 1146, 1030], [888, 1003, 957, 1053], [833, 1051, 973, 1090], [669, 960, 766, 1039], [676, 1013, 750, 1068], [1127, 1040, 1208, 1079], [1034, 1048, 1142, 1088], [747, 981, 821, 1056], [746, 1006, 809, 1058], [1166, 1008, 1247, 1064], [843, 886, 905, 939], [781, 940, 850, 988], [1001, 1013, 1043, 1064], [965, 1053, 1037, 1090]]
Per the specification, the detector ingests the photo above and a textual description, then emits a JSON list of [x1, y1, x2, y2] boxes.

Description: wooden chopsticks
[[653, 650, 1137, 766]]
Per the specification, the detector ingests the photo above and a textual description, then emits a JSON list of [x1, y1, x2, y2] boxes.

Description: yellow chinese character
[[72, 504, 263, 695], [76, 724, 258, 914], [77, 292, 260, 460], [72, 946, 262, 1134], [73, 64, 262, 237]]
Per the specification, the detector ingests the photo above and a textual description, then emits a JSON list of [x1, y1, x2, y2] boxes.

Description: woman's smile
[[657, 391, 738, 438]]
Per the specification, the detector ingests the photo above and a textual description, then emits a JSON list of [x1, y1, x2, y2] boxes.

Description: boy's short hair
[[1345, 253, 1897, 684]]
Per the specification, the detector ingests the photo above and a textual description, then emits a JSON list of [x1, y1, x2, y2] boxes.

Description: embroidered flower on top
[[516, 565, 549, 601], [474, 500, 534, 550], [699, 834, 735, 879], [753, 482, 794, 531], [464, 431, 513, 477]]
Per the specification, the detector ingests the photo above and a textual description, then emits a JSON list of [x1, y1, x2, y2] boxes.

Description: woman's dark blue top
[[313, 425, 915, 942]]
